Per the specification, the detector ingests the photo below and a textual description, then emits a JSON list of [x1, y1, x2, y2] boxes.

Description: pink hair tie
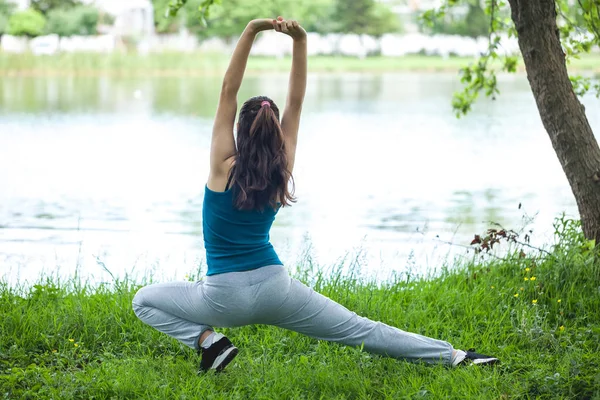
[[261, 100, 270, 108]]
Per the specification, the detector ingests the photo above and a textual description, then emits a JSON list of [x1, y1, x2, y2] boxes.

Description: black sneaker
[[460, 348, 500, 366], [198, 335, 238, 373]]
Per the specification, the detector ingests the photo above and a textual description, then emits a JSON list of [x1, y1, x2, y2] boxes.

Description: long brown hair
[[230, 96, 295, 211]]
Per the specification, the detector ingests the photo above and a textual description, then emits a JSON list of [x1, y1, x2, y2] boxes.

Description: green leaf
[[429, 0, 599, 116], [503, 56, 518, 73], [569, 75, 592, 96]]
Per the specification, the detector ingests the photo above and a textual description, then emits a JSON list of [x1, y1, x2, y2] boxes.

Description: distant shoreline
[[1, 52, 599, 76]]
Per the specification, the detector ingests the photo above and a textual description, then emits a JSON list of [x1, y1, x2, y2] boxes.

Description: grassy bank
[[1, 52, 600, 76], [1, 219, 599, 399]]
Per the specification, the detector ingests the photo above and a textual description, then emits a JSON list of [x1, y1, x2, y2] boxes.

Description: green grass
[[1, 218, 599, 399], [1, 52, 599, 75]]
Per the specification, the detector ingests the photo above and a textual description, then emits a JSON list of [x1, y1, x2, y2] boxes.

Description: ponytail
[[249, 102, 283, 143], [231, 97, 296, 211]]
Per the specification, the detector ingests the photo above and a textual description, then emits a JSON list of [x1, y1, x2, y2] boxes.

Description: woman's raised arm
[[275, 18, 307, 174], [209, 19, 275, 180]]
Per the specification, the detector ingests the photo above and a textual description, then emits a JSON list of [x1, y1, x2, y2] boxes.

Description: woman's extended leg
[[265, 276, 454, 365]]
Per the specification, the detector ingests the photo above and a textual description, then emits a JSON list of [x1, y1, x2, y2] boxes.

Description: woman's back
[[202, 185, 282, 276]]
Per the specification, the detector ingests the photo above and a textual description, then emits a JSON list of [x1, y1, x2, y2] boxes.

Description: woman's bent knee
[[131, 286, 150, 318]]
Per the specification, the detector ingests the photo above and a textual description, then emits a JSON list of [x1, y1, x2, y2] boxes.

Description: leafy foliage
[[192, 0, 338, 38], [75, 5, 99, 35], [7, 8, 46, 37], [154, 0, 332, 36], [45, 5, 99, 36], [152, 0, 188, 33], [425, 2, 490, 38], [31, 0, 80, 15], [188, 0, 281, 39], [0, 0, 15, 35], [0, 0, 15, 16], [363, 2, 401, 37], [333, 0, 372, 34], [424, 0, 600, 116], [43, 8, 73, 36], [0, 13, 8, 35], [165, 0, 219, 28], [156, 0, 397, 37], [333, 0, 399, 36]]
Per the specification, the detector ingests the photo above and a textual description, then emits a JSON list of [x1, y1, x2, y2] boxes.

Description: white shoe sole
[[472, 357, 499, 365], [211, 346, 238, 370]]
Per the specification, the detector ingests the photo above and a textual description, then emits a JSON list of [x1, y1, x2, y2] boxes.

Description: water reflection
[[0, 73, 598, 283]]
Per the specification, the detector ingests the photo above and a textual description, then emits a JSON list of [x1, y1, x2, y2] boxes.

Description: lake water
[[1, 72, 599, 284]]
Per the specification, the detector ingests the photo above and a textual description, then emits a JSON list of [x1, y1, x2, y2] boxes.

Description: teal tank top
[[202, 185, 283, 276]]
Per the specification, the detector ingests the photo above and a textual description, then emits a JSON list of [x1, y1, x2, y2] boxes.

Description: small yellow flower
[[490, 286, 495, 289], [557, 299, 561, 303], [532, 299, 538, 304], [524, 277, 529, 281], [52, 349, 57, 353], [525, 267, 530, 272], [520, 287, 524, 291], [68, 339, 74, 342], [530, 276, 536, 281], [559, 325, 565, 331], [514, 293, 519, 297], [74, 343, 79, 347]]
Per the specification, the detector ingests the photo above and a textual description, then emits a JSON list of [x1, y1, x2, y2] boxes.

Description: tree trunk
[[507, 0, 600, 243]]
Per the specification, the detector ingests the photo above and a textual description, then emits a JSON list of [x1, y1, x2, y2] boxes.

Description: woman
[[132, 17, 499, 373]]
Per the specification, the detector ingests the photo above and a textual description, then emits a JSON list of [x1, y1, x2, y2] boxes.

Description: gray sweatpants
[[132, 265, 454, 364]]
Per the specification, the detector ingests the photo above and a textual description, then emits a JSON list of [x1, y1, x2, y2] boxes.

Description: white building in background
[[7, 0, 154, 37], [93, 0, 154, 37]]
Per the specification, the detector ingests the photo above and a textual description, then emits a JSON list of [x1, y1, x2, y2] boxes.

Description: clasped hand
[[249, 16, 307, 41]]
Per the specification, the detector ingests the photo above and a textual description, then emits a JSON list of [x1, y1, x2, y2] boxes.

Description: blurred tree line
[[156, 0, 494, 39], [0, 0, 109, 37], [0, 0, 494, 39], [153, 0, 401, 38], [424, 1, 489, 38]]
